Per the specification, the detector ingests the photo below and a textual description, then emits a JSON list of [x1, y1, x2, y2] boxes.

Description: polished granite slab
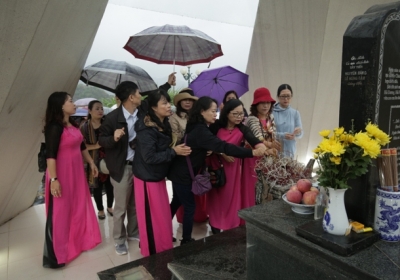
[[296, 218, 380, 256], [97, 227, 246, 280], [239, 199, 400, 279]]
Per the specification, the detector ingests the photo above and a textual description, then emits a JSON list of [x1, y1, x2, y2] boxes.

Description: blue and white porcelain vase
[[322, 187, 350, 235], [374, 189, 400, 242]]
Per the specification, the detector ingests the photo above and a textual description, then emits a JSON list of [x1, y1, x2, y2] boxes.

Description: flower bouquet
[[313, 121, 390, 235], [313, 122, 390, 190]]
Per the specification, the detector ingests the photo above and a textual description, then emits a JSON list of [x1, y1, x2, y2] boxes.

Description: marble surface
[[98, 227, 247, 280], [239, 199, 400, 279]]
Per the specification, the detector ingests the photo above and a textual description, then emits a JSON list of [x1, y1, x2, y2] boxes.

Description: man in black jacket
[[99, 73, 175, 255]]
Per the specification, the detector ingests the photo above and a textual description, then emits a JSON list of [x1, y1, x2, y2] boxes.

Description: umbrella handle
[[173, 59, 175, 91]]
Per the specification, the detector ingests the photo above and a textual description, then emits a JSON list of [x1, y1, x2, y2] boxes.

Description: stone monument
[[339, 1, 400, 226]]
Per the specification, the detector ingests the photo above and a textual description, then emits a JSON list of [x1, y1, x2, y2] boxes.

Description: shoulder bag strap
[[184, 135, 195, 180]]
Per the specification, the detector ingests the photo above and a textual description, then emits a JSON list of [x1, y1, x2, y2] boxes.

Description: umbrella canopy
[[71, 107, 112, 117], [80, 59, 158, 93], [123, 24, 223, 66], [74, 98, 96, 108], [189, 66, 249, 105], [71, 108, 88, 117]]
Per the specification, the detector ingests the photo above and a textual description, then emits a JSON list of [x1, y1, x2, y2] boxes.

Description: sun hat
[[251, 87, 276, 105], [173, 88, 198, 106]]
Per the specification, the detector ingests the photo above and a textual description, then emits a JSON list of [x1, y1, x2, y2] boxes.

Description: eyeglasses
[[279, 95, 292, 100], [231, 112, 244, 118]]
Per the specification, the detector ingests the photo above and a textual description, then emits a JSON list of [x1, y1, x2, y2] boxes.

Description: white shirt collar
[[122, 105, 138, 119]]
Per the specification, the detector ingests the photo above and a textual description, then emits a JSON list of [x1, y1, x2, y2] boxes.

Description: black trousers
[[43, 195, 65, 268], [170, 182, 195, 240], [92, 176, 114, 211]]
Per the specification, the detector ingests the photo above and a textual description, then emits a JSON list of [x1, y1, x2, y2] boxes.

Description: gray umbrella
[[80, 59, 158, 93], [123, 24, 223, 66]]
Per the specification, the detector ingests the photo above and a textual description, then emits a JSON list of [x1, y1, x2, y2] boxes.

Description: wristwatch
[[50, 177, 58, 182]]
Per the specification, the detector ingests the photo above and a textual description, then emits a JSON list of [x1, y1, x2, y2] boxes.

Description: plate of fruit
[[282, 179, 319, 215]]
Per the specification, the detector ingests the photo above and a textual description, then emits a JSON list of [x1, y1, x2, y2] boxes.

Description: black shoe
[[211, 226, 221, 234], [107, 208, 114, 216], [173, 237, 177, 242], [98, 211, 106, 220], [180, 238, 195, 245]]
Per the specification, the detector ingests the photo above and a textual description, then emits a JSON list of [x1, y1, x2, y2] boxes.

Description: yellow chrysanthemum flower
[[313, 147, 321, 154], [318, 138, 346, 156], [339, 133, 354, 145], [334, 127, 345, 136], [330, 156, 341, 165], [365, 122, 391, 145], [319, 130, 331, 138], [353, 132, 381, 158]]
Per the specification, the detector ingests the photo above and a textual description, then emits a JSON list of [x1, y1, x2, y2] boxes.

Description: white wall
[[0, 0, 107, 225], [242, 0, 394, 164]]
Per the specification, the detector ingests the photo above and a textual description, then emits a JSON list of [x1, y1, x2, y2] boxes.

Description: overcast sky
[[85, 0, 259, 89]]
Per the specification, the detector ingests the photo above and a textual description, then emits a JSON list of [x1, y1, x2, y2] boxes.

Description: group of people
[[42, 73, 303, 268]]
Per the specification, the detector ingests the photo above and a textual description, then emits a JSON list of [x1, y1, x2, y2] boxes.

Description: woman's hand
[[114, 127, 125, 141], [252, 144, 267, 157], [272, 140, 281, 150], [173, 144, 192, 156], [221, 153, 235, 163], [284, 133, 295, 140], [263, 140, 271, 148], [265, 148, 278, 156], [51, 180, 62, 198], [168, 72, 177, 86], [293, 127, 302, 136], [90, 162, 99, 177]]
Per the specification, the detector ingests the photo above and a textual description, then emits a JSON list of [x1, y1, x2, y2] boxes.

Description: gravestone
[[339, 2, 400, 226]]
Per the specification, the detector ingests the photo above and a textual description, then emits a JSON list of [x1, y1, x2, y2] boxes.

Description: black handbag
[[38, 142, 47, 172], [208, 155, 226, 188]]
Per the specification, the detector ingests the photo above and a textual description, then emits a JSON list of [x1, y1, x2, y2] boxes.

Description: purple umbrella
[[189, 66, 249, 105]]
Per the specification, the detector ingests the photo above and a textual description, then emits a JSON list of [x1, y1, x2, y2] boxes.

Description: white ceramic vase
[[322, 187, 350, 235]]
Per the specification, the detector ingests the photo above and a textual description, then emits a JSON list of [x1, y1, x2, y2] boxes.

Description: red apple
[[286, 190, 302, 204], [289, 184, 298, 192], [302, 191, 317, 205], [297, 179, 312, 193], [310, 186, 319, 193]]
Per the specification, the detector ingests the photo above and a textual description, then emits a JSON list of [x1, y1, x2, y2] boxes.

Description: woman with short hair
[[133, 91, 191, 256]]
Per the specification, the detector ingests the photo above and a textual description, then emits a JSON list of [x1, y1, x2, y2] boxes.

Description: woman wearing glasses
[[242, 87, 280, 207], [273, 84, 303, 158], [207, 99, 266, 234]]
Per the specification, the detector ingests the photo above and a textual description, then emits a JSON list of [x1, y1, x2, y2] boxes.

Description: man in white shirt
[[99, 82, 142, 255]]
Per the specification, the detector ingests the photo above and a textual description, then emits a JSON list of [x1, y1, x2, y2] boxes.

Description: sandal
[[107, 208, 114, 216], [98, 211, 106, 220]]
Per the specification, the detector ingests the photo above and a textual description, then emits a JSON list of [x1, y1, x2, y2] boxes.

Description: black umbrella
[[80, 59, 158, 93]]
